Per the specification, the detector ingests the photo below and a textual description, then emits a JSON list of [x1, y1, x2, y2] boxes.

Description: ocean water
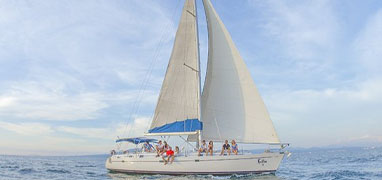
[[1, 147, 381, 180]]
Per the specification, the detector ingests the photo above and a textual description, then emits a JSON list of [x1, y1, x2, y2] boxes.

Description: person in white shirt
[[155, 140, 165, 157], [198, 140, 208, 156]]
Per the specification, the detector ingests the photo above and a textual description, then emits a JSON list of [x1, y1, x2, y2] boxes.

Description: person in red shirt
[[163, 146, 174, 165]]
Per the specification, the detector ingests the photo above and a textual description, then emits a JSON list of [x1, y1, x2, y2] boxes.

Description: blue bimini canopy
[[148, 119, 203, 133], [116, 137, 157, 144]]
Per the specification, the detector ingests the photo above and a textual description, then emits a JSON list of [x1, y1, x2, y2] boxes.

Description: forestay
[[201, 0, 280, 144], [148, 0, 201, 134]]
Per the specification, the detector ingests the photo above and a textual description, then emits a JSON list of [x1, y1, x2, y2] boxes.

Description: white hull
[[105, 152, 284, 175]]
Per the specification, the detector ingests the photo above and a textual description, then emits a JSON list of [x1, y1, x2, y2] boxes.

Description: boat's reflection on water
[[107, 172, 282, 180]]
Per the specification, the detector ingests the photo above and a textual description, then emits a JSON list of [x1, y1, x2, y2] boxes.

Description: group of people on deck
[[141, 139, 239, 165], [143, 140, 180, 165], [198, 139, 238, 156]]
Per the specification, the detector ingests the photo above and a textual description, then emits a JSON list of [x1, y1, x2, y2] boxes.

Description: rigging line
[[145, 109, 156, 134], [109, 0, 135, 140], [142, 1, 187, 135], [179, 136, 187, 151], [212, 110, 223, 142], [179, 135, 196, 150], [122, 0, 183, 138], [126, 0, 183, 138]]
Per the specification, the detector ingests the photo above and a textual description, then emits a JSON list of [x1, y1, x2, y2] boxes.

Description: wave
[[375, 173, 382, 178], [46, 169, 71, 174], [348, 154, 382, 163], [311, 170, 373, 179], [348, 157, 370, 163], [43, 162, 54, 166], [75, 165, 97, 167], [86, 171, 102, 177], [1, 165, 19, 169], [18, 168, 35, 174]]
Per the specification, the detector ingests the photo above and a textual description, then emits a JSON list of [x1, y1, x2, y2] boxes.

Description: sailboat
[[106, 0, 288, 175]]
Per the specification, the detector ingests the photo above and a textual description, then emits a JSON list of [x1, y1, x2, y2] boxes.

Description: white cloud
[[251, 0, 338, 61], [0, 0, 176, 81], [0, 134, 104, 155], [353, 9, 382, 74], [267, 78, 382, 147], [0, 96, 15, 108], [0, 0, 177, 154], [57, 116, 151, 140], [0, 116, 151, 155], [240, 1, 382, 147], [57, 126, 112, 139], [0, 81, 160, 121], [116, 69, 165, 88], [0, 0, 176, 122], [117, 116, 152, 138], [0, 121, 53, 135], [0, 82, 108, 121], [243, 0, 345, 90]]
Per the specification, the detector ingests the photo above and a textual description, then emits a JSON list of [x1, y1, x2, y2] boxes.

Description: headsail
[[148, 0, 202, 134], [201, 0, 280, 143]]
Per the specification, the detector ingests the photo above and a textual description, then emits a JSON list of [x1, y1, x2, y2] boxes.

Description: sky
[[0, 0, 381, 155]]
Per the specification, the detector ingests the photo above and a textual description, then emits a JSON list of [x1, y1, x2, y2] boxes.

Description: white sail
[[201, 0, 280, 143], [148, 0, 201, 134]]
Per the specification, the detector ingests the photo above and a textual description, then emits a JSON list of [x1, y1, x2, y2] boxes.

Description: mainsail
[[148, 0, 202, 134], [201, 0, 280, 143]]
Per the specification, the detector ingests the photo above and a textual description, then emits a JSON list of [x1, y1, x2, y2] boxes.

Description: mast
[[195, 0, 202, 149]]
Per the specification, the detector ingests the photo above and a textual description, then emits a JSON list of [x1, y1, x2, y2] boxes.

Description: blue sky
[[0, 0, 381, 155]]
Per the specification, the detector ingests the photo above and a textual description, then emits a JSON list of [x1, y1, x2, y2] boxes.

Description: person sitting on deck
[[163, 146, 175, 165], [155, 140, 165, 157], [174, 146, 180, 156], [168, 146, 180, 164], [207, 141, 214, 156], [163, 141, 170, 151], [143, 141, 154, 152], [198, 140, 207, 156], [220, 140, 231, 155], [231, 140, 238, 155]]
